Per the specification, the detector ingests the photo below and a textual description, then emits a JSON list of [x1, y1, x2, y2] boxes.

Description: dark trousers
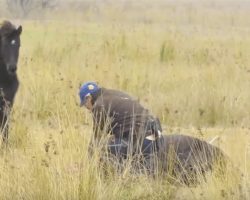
[[108, 137, 159, 156], [107, 137, 164, 173]]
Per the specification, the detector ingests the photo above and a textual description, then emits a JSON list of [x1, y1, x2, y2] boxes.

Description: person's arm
[[92, 103, 112, 140], [87, 103, 106, 156]]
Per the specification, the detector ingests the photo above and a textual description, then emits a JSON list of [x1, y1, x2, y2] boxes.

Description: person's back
[[92, 88, 156, 141]]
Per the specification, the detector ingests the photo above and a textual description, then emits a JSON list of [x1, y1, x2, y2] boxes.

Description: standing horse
[[0, 21, 22, 142]]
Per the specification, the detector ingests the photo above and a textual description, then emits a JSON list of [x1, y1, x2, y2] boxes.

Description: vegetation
[[0, 0, 249, 199]]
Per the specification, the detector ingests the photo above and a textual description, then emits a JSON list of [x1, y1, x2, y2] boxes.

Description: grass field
[[0, 0, 250, 199]]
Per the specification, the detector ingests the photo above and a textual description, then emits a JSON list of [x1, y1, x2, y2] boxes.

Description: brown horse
[[98, 133, 230, 186], [157, 134, 228, 185], [0, 20, 22, 142]]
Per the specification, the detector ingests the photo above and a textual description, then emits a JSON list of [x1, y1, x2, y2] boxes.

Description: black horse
[[0, 21, 22, 142]]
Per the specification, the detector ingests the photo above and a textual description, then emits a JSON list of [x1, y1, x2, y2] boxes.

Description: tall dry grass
[[0, 0, 249, 199]]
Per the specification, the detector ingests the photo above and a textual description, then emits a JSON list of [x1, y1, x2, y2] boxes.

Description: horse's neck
[[0, 61, 18, 85]]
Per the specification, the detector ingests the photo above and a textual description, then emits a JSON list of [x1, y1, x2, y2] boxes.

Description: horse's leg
[[0, 94, 9, 143], [0, 111, 9, 143], [2, 122, 9, 143]]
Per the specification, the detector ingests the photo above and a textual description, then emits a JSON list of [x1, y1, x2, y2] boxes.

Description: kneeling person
[[79, 81, 163, 169]]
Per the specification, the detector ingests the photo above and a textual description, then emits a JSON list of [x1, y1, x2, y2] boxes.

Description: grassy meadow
[[0, 0, 250, 199]]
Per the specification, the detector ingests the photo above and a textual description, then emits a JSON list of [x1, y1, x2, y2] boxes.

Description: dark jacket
[[91, 88, 160, 141]]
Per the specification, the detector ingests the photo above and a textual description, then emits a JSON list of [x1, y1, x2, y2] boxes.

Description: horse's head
[[0, 21, 22, 76]]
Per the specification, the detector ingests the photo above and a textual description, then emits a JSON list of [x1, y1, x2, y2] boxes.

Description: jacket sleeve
[[92, 104, 109, 139]]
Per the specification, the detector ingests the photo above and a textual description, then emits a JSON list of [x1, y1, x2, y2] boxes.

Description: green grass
[[0, 0, 250, 199]]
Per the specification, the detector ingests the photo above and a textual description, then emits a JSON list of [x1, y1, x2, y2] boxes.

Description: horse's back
[[161, 134, 224, 155], [160, 134, 226, 162]]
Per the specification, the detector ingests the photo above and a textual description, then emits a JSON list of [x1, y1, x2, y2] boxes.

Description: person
[[79, 81, 163, 171]]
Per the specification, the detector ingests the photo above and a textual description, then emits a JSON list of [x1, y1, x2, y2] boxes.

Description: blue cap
[[79, 81, 99, 106]]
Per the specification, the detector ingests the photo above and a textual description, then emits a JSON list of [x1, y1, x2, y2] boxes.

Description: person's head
[[79, 81, 99, 110]]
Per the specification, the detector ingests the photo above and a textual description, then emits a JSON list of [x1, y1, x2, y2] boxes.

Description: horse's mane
[[0, 20, 16, 36]]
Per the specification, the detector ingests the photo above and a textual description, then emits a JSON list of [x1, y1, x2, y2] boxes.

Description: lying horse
[[0, 21, 22, 142], [98, 134, 229, 185], [157, 134, 227, 185]]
